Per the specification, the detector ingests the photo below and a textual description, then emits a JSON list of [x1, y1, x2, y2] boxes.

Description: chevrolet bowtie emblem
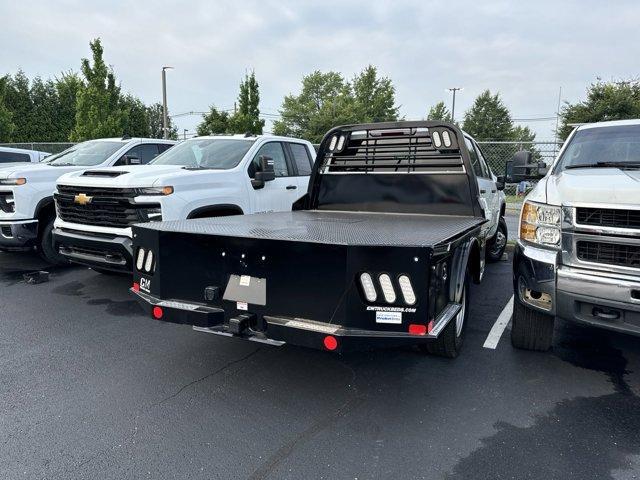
[[74, 193, 93, 205]]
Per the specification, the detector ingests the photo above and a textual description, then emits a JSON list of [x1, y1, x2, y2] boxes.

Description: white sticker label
[[239, 275, 251, 287], [375, 311, 402, 324], [237, 301, 248, 311]]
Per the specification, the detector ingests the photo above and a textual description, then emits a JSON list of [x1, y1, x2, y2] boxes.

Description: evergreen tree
[[462, 90, 514, 141], [0, 76, 16, 142], [54, 72, 84, 142], [28, 77, 58, 141], [147, 103, 177, 139], [3, 70, 33, 142], [70, 38, 126, 141], [121, 94, 150, 137]]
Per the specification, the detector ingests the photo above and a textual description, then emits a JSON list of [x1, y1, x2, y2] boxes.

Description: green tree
[[197, 106, 230, 135], [120, 94, 150, 137], [28, 77, 58, 141], [273, 71, 354, 143], [54, 72, 84, 141], [3, 70, 33, 142], [70, 38, 126, 141], [147, 103, 177, 139], [0, 76, 16, 141], [427, 101, 452, 122], [351, 65, 398, 122], [462, 90, 514, 141], [228, 71, 265, 134], [558, 79, 640, 140]]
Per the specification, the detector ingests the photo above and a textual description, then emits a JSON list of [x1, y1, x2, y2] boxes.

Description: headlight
[[136, 186, 173, 195], [0, 178, 26, 186], [520, 202, 561, 247]]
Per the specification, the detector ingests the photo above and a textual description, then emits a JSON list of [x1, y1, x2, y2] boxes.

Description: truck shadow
[[0, 250, 78, 286], [445, 322, 640, 480]]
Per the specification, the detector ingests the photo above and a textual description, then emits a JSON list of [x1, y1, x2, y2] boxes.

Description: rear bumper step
[[131, 288, 461, 352]]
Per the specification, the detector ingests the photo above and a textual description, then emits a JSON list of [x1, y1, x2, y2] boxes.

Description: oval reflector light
[[136, 248, 145, 271], [442, 130, 452, 147], [360, 272, 377, 302], [328, 135, 338, 151], [336, 135, 346, 151], [144, 250, 154, 273], [398, 275, 416, 305], [378, 274, 396, 304], [432, 131, 442, 148]]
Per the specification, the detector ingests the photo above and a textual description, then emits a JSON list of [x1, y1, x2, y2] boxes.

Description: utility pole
[[554, 86, 562, 154], [447, 87, 463, 121], [162, 66, 174, 139], [183, 129, 188, 140]]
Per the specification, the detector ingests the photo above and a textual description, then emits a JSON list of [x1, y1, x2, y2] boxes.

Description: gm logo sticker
[[140, 277, 152, 293]]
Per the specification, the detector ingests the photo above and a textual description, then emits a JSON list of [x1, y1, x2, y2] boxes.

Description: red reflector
[[152, 306, 163, 319], [323, 335, 338, 351], [427, 320, 434, 333], [408, 324, 427, 335], [132, 282, 140, 292]]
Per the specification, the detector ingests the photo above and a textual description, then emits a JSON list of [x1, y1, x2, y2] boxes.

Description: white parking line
[[483, 295, 514, 349]]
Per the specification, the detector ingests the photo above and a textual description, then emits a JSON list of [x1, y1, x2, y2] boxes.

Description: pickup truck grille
[[577, 241, 640, 269], [576, 207, 640, 229], [55, 186, 156, 228]]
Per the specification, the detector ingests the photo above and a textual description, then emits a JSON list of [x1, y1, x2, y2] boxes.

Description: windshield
[[150, 138, 254, 169], [556, 125, 640, 171], [49, 140, 125, 167]]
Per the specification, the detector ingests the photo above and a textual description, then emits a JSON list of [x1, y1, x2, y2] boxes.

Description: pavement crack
[[247, 359, 362, 480], [155, 347, 262, 407]]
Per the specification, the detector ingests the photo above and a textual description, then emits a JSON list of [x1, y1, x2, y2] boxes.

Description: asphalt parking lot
[[2, 250, 640, 480]]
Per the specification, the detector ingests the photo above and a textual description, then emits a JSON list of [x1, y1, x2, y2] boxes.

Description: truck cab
[[0, 137, 175, 263], [512, 119, 640, 350], [53, 135, 315, 273]]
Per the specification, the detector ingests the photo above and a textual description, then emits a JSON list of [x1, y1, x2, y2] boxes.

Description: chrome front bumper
[[514, 240, 640, 335]]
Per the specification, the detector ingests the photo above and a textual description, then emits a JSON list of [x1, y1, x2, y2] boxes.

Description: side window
[[473, 141, 491, 178], [0, 151, 30, 163], [116, 144, 160, 165], [157, 143, 173, 154], [289, 143, 313, 176], [464, 137, 483, 178], [248, 142, 289, 178]]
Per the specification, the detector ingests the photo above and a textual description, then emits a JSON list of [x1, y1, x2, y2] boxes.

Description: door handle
[[480, 189, 487, 194], [491, 189, 497, 193], [286, 185, 297, 190]]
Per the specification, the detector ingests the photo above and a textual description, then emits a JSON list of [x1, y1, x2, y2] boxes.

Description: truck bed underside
[[141, 210, 485, 247]]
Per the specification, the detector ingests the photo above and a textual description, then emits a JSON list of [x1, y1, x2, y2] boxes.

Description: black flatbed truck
[[130, 121, 488, 357]]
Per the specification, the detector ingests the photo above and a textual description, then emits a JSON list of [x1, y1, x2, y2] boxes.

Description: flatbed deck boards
[[141, 210, 485, 247]]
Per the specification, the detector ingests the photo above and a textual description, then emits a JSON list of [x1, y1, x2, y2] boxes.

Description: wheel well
[[35, 198, 55, 236], [187, 204, 244, 219], [468, 240, 482, 284]]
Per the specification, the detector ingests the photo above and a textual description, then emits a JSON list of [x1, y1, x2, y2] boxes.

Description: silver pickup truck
[[511, 119, 640, 350]]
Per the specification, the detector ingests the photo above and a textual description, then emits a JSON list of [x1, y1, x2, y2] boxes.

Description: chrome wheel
[[455, 286, 466, 337], [490, 229, 506, 257]]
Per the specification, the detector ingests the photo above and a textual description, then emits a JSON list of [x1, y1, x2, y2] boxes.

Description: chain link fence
[[0, 142, 76, 155], [477, 141, 561, 196]]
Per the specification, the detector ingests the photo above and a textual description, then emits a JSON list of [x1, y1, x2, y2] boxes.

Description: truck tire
[[511, 298, 554, 351], [37, 217, 68, 266], [420, 270, 470, 358], [486, 217, 507, 263]]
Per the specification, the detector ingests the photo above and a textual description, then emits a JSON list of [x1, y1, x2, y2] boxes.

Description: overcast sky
[[1, 0, 639, 140]]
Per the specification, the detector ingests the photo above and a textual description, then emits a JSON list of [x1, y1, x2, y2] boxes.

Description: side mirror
[[496, 175, 505, 191], [251, 155, 276, 189], [506, 151, 546, 182], [123, 155, 141, 165]]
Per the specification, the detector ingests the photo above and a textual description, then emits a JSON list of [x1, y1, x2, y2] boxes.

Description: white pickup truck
[[53, 134, 316, 273], [512, 119, 640, 350], [0, 137, 176, 263], [0, 146, 51, 164]]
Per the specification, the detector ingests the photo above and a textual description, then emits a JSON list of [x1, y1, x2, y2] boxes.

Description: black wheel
[[511, 297, 555, 351], [420, 269, 470, 358], [37, 217, 68, 266], [486, 216, 507, 263]]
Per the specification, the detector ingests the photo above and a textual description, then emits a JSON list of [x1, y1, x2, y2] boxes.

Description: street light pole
[[162, 66, 174, 139], [447, 87, 463, 122]]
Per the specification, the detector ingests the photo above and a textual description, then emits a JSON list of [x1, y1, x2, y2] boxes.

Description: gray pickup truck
[[511, 119, 640, 350]]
